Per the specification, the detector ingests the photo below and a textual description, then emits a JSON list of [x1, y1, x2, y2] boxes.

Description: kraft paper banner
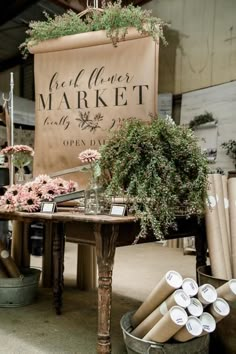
[[131, 270, 183, 328], [213, 174, 232, 279], [173, 316, 202, 342], [216, 279, 236, 302], [222, 175, 231, 251], [143, 306, 188, 343], [131, 289, 190, 338], [205, 174, 228, 279], [31, 30, 159, 187], [228, 178, 236, 277]]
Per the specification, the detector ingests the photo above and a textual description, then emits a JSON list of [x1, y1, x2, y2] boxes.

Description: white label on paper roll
[[213, 298, 230, 316], [170, 306, 188, 326], [182, 278, 198, 297], [230, 280, 236, 294], [199, 284, 217, 304], [186, 317, 202, 336], [160, 301, 168, 315], [207, 196, 216, 208], [0, 250, 9, 259], [224, 198, 229, 209], [174, 290, 190, 307], [166, 271, 183, 288], [187, 298, 203, 317], [199, 313, 216, 333]]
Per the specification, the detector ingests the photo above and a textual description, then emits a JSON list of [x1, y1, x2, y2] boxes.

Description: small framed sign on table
[[110, 204, 126, 216], [41, 202, 57, 213]]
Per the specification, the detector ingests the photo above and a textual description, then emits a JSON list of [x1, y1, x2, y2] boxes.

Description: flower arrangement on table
[[78, 149, 102, 214], [0, 174, 78, 212], [0, 144, 34, 182]]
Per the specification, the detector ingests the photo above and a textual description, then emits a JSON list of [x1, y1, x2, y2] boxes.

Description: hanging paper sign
[[30, 28, 159, 186]]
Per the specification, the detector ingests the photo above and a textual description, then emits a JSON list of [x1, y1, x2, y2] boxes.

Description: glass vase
[[84, 181, 102, 215], [15, 167, 25, 184]]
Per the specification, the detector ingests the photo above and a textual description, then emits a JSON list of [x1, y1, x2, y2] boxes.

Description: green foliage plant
[[19, 1, 168, 57], [99, 116, 209, 241], [221, 139, 236, 169], [189, 111, 217, 130]]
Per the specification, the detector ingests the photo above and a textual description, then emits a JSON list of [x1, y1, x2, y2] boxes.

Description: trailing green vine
[[19, 1, 168, 57], [99, 116, 209, 240]]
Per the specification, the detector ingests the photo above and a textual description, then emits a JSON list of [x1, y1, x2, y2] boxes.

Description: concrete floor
[[0, 242, 196, 353]]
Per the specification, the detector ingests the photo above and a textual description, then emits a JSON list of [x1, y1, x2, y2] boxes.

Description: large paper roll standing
[[143, 306, 188, 343], [205, 174, 228, 279], [131, 289, 190, 338], [131, 270, 183, 328], [0, 240, 21, 278], [222, 175, 231, 251], [213, 174, 232, 279], [228, 178, 236, 277]]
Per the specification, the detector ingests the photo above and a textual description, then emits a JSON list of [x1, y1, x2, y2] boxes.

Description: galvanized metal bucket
[[197, 265, 236, 354], [0, 267, 41, 307], [120, 311, 209, 354]]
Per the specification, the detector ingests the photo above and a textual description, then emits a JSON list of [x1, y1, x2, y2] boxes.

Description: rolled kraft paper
[[143, 306, 188, 343], [216, 279, 236, 302], [187, 297, 203, 317], [199, 312, 216, 335], [205, 174, 227, 279], [0, 241, 21, 278], [222, 175, 231, 251], [197, 284, 217, 306], [228, 178, 236, 278], [131, 270, 183, 328], [173, 316, 203, 342], [182, 278, 199, 297], [208, 297, 230, 323], [29, 27, 150, 54], [131, 289, 190, 338], [213, 174, 232, 279]]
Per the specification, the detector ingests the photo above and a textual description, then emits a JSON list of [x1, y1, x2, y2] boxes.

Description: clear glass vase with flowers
[[0, 144, 34, 184], [78, 149, 103, 215]]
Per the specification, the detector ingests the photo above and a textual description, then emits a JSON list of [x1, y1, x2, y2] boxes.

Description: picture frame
[[110, 204, 126, 217], [41, 202, 57, 213]]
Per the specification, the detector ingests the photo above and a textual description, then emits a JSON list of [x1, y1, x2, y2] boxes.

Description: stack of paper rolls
[[131, 289, 190, 338], [131, 270, 183, 328]]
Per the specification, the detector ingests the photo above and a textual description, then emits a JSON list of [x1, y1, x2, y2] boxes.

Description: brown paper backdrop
[[31, 29, 159, 187]]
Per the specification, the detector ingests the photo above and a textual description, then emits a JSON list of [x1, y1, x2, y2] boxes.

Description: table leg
[[52, 222, 65, 315], [94, 223, 119, 354]]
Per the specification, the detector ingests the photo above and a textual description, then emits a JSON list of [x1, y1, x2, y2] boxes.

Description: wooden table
[[0, 210, 207, 354]]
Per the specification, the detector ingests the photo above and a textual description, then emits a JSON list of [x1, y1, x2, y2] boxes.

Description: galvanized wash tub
[[197, 265, 236, 354], [0, 267, 41, 307], [120, 311, 209, 354]]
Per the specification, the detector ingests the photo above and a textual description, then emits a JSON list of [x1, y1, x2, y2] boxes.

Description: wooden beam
[[0, 0, 39, 26]]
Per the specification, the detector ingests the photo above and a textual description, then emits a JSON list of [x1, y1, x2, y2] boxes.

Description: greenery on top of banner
[[20, 0, 168, 57], [99, 116, 209, 241]]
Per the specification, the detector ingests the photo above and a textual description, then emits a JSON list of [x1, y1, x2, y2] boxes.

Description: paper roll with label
[[197, 283, 217, 306], [199, 312, 216, 336], [0, 240, 21, 278], [187, 297, 203, 317], [173, 316, 203, 342], [182, 278, 198, 297], [132, 289, 190, 338], [216, 279, 236, 302], [131, 270, 183, 328], [208, 297, 230, 323], [143, 306, 188, 343]]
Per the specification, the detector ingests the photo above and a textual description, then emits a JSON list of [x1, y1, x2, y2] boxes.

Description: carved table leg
[[94, 223, 119, 354], [52, 222, 65, 315]]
